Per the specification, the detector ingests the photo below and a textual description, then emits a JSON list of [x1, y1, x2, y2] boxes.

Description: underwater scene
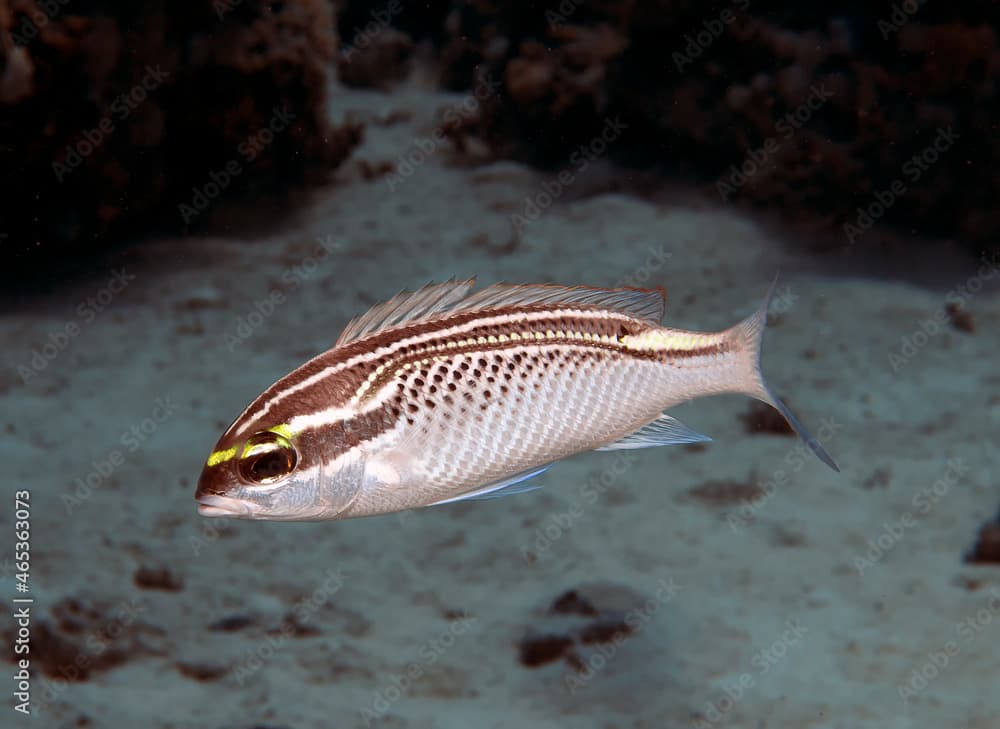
[[1, 2, 999, 727]]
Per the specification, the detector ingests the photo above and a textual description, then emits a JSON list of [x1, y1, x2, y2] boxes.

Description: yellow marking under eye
[[206, 446, 238, 467]]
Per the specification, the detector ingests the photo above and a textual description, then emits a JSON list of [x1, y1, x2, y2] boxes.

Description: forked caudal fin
[[727, 276, 840, 472]]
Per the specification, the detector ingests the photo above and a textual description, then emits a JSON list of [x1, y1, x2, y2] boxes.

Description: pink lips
[[196, 494, 255, 518]]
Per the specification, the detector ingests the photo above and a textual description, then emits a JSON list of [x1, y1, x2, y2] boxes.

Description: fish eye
[[237, 431, 298, 485]]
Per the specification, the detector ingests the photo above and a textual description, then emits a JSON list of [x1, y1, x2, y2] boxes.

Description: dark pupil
[[248, 449, 290, 480], [238, 431, 297, 484]]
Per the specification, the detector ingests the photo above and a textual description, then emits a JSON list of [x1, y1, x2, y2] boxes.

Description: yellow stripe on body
[[620, 329, 725, 354]]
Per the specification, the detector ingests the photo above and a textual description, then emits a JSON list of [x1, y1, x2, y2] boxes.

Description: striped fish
[[195, 279, 838, 521]]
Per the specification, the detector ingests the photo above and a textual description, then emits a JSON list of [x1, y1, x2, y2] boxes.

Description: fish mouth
[[196, 494, 257, 519]]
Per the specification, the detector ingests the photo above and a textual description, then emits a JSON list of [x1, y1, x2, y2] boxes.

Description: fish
[[195, 278, 838, 521]]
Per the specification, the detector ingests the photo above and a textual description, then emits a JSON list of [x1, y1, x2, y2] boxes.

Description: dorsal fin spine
[[334, 280, 667, 347]]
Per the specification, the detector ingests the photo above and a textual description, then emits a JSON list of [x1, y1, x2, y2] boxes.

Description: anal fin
[[595, 414, 711, 451]]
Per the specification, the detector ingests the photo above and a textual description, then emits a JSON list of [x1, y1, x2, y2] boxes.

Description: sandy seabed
[[1, 81, 999, 729]]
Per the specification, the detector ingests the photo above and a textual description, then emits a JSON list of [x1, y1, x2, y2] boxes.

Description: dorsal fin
[[335, 280, 666, 346], [335, 278, 477, 346], [450, 282, 666, 323]]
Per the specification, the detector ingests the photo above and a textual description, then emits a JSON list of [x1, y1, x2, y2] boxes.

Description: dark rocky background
[[3, 0, 998, 275], [0, 0, 360, 275]]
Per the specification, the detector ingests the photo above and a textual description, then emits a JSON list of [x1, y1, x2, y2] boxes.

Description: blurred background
[[1, 2, 998, 728], [4, 0, 1000, 271]]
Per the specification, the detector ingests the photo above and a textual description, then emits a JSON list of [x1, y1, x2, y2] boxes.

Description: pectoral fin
[[426, 465, 551, 506]]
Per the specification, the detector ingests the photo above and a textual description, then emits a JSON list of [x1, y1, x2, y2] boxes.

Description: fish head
[[195, 414, 359, 521]]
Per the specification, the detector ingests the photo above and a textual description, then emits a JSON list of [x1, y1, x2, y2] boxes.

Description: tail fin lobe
[[729, 276, 840, 473]]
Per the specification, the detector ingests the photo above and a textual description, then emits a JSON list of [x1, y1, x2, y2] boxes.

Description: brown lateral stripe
[[659, 343, 729, 359], [248, 306, 635, 417], [232, 304, 731, 441], [353, 311, 638, 403]]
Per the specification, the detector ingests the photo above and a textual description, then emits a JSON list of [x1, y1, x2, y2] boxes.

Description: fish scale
[[404, 348, 647, 487], [195, 279, 838, 521]]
